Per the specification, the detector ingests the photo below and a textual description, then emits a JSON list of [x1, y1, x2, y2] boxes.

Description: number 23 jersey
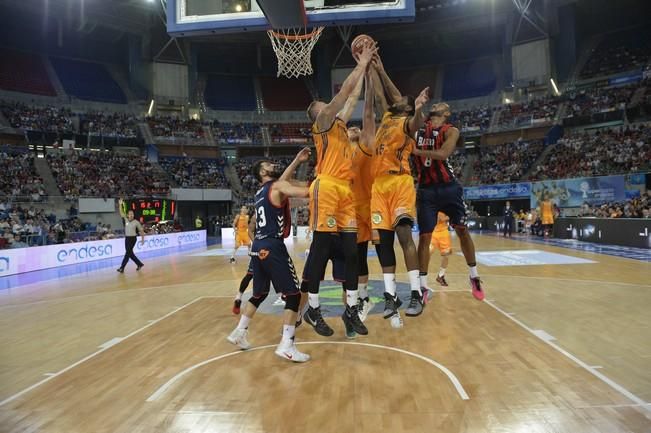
[[254, 181, 291, 240]]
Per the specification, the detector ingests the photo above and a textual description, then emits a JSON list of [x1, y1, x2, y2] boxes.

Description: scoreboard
[[125, 199, 176, 223]]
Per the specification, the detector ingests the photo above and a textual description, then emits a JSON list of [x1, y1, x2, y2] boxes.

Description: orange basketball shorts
[[430, 230, 452, 255], [309, 175, 357, 233], [370, 174, 416, 237]]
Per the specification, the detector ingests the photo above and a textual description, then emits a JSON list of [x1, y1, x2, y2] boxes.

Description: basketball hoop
[[267, 27, 324, 78]]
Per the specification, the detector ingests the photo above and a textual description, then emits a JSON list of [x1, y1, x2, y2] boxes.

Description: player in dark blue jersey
[[227, 148, 313, 362], [412, 102, 484, 301], [230, 153, 308, 315]]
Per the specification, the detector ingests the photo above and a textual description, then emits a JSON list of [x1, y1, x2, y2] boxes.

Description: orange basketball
[[351, 34, 375, 60]]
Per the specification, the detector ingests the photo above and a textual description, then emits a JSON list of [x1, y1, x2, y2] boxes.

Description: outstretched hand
[[295, 147, 311, 163], [358, 41, 378, 66], [415, 87, 431, 110]]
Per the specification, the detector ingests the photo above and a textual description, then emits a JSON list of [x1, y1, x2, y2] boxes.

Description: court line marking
[[146, 341, 470, 403], [484, 299, 651, 414], [0, 296, 212, 407]]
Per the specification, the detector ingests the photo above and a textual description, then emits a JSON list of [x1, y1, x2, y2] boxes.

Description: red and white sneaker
[[275, 342, 310, 363], [470, 277, 485, 301], [436, 275, 449, 286]]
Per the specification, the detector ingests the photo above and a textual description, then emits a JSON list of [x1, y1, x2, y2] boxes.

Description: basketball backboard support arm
[[332, 25, 354, 67], [155, 0, 187, 64]]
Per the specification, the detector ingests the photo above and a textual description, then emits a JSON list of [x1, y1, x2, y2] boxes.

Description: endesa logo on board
[[177, 232, 201, 245], [136, 237, 170, 251], [56, 244, 113, 263]]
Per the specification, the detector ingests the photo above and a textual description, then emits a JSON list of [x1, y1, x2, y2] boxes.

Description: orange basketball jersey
[[237, 215, 249, 231], [351, 141, 374, 201], [373, 113, 415, 177], [312, 117, 354, 181]]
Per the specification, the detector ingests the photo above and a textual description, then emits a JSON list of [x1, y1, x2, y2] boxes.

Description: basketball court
[[0, 232, 650, 432], [0, 0, 650, 432]]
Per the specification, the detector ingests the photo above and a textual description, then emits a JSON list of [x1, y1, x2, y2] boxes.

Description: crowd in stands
[[0, 148, 47, 202], [450, 105, 494, 133], [47, 150, 169, 200], [470, 140, 544, 185], [147, 116, 208, 139], [1, 100, 73, 133], [80, 112, 138, 138], [578, 192, 650, 219], [498, 97, 560, 129], [530, 125, 651, 180], [580, 32, 651, 79], [212, 121, 262, 144], [159, 157, 229, 188], [565, 84, 636, 119], [269, 123, 311, 143]]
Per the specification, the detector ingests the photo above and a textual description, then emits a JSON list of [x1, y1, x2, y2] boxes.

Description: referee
[[117, 198, 145, 273]]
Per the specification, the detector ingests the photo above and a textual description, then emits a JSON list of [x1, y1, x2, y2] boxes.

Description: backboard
[[166, 0, 415, 36]]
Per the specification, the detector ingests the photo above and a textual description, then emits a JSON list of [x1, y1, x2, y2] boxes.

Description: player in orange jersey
[[302, 41, 377, 337], [348, 69, 377, 323], [230, 206, 252, 263], [370, 54, 430, 321], [429, 212, 452, 287]]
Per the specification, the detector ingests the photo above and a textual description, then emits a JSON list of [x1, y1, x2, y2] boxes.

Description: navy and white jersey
[[253, 181, 292, 240]]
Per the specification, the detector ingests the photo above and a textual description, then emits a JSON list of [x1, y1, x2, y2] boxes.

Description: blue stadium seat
[[50, 57, 127, 104]]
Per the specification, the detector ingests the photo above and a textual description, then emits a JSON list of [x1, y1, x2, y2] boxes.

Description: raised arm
[[272, 180, 309, 205], [361, 71, 376, 152], [279, 148, 311, 182], [118, 198, 126, 219], [370, 67, 389, 115], [408, 87, 430, 136], [373, 55, 401, 105], [315, 42, 376, 131], [337, 72, 365, 124], [412, 126, 460, 161]]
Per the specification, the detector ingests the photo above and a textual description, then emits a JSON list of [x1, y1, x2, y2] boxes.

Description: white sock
[[383, 273, 396, 297], [237, 315, 251, 330], [419, 274, 428, 289], [281, 324, 295, 344], [308, 293, 320, 309], [469, 266, 479, 279], [408, 269, 421, 295], [438, 268, 446, 277], [346, 290, 358, 307], [358, 282, 368, 300], [235, 292, 242, 301]]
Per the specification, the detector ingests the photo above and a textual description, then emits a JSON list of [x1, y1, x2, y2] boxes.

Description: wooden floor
[[0, 233, 650, 433]]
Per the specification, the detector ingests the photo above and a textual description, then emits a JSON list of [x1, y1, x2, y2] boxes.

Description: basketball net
[[267, 27, 324, 78]]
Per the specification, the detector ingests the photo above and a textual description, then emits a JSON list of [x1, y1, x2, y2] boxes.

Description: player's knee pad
[[283, 292, 300, 312], [300, 280, 309, 293], [248, 292, 268, 308]]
